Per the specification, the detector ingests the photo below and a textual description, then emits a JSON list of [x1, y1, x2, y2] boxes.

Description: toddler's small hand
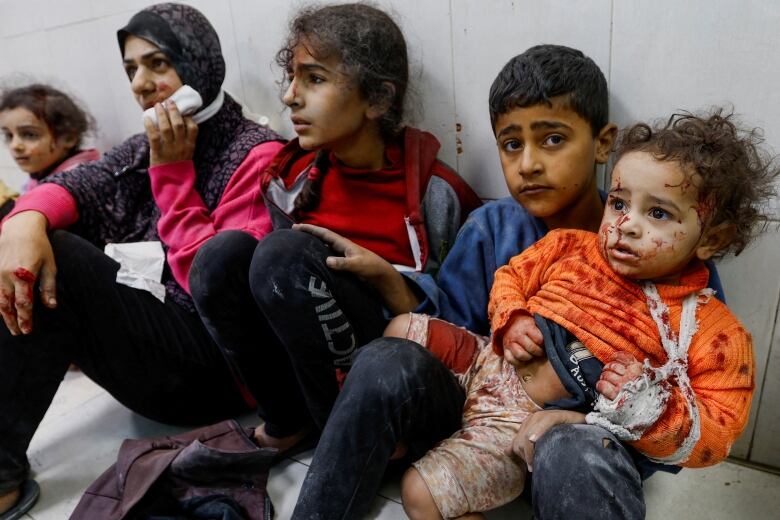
[[595, 351, 643, 400], [502, 313, 544, 365]]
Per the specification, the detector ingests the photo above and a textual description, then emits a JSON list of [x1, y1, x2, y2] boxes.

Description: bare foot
[[0, 487, 20, 515], [253, 424, 307, 453]]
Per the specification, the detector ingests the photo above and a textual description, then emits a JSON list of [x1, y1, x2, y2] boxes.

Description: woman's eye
[[309, 74, 324, 84], [152, 58, 168, 70], [543, 134, 564, 146], [650, 207, 669, 220], [502, 139, 522, 152]]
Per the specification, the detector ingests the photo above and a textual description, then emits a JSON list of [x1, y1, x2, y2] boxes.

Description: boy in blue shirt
[[291, 45, 723, 519]]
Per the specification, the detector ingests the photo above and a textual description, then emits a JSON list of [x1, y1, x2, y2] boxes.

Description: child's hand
[[293, 223, 420, 314], [502, 313, 544, 365], [294, 223, 393, 279], [507, 409, 585, 472], [145, 100, 198, 167], [595, 351, 644, 400]]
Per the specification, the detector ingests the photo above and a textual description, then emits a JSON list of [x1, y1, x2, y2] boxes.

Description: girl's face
[[283, 43, 382, 165], [0, 107, 75, 175], [122, 35, 183, 110]]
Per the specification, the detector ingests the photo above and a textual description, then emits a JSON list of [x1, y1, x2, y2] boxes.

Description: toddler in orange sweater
[[394, 109, 778, 519]]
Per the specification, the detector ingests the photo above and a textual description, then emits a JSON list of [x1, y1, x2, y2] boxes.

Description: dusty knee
[[384, 313, 412, 338], [347, 338, 434, 400]]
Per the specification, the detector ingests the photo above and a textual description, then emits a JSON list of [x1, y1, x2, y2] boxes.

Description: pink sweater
[[8, 141, 283, 293]]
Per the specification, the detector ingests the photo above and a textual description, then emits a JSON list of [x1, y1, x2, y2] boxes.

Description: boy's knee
[[353, 338, 429, 378], [347, 338, 432, 397], [532, 424, 644, 518], [534, 424, 604, 475], [401, 467, 442, 520], [383, 314, 412, 338]]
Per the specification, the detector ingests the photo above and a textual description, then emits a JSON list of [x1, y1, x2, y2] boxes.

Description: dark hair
[[488, 44, 609, 136], [0, 83, 93, 149], [615, 109, 779, 257], [276, 3, 409, 214]]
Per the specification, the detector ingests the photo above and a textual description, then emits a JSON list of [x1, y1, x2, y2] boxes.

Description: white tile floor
[[19, 370, 780, 519]]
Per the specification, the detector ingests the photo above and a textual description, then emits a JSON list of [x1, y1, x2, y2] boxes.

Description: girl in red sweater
[[188, 3, 480, 456]]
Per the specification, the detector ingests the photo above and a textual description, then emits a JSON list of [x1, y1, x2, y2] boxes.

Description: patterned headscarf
[[117, 2, 224, 106]]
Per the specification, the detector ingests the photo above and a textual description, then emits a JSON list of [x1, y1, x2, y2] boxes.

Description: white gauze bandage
[[586, 283, 712, 465], [141, 85, 225, 126]]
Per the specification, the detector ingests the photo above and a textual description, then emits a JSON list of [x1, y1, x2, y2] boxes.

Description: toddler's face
[[599, 151, 713, 283], [0, 107, 74, 176]]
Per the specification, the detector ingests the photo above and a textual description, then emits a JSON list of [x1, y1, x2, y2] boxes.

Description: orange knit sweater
[[489, 229, 754, 468]]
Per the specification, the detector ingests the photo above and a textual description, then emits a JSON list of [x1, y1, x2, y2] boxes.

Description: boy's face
[[599, 151, 717, 283], [494, 96, 612, 222]]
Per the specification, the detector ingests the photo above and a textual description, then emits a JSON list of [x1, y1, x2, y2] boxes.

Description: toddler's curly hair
[[615, 109, 778, 256]]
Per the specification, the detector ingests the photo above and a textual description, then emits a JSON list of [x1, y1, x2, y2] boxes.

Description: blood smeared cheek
[[651, 237, 667, 251], [598, 222, 613, 259], [598, 222, 611, 238]]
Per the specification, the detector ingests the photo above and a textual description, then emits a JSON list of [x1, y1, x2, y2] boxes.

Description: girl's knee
[[383, 313, 412, 338], [249, 230, 324, 287], [253, 229, 321, 267], [190, 231, 257, 302], [401, 467, 442, 520]]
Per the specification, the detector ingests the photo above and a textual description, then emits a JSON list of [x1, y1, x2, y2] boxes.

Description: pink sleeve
[[4, 183, 79, 229], [149, 140, 284, 294]]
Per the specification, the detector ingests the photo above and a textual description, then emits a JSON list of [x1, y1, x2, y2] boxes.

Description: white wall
[[1, 0, 779, 467]]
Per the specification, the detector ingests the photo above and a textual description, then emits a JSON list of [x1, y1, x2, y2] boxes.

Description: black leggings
[[189, 229, 388, 437], [0, 231, 249, 494]]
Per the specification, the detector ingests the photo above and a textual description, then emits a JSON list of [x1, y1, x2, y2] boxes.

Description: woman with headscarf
[[0, 4, 281, 517]]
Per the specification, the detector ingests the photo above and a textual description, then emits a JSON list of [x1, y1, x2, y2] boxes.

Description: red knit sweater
[[489, 229, 754, 467], [290, 146, 412, 267]]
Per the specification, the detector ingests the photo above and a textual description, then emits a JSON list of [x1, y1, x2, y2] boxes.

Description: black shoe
[[0, 480, 40, 520]]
